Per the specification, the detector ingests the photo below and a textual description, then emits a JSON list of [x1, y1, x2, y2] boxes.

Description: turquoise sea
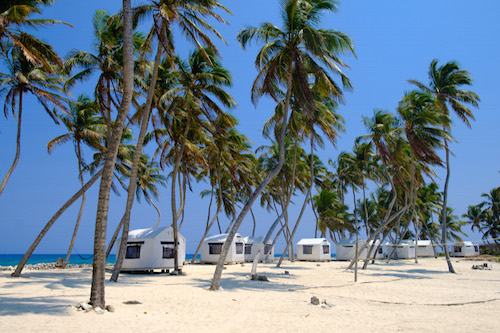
[[0, 254, 203, 267]]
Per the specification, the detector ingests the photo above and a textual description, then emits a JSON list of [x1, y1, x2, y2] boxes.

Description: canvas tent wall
[[415, 240, 436, 257], [336, 239, 383, 261], [243, 236, 274, 262], [386, 240, 415, 259], [296, 238, 331, 261], [451, 241, 479, 257], [200, 233, 245, 264], [117, 226, 186, 272]]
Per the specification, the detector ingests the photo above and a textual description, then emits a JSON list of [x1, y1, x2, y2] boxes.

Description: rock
[[105, 305, 115, 313], [284, 271, 290, 275], [251, 274, 269, 281], [472, 263, 492, 270], [310, 296, 320, 305], [78, 302, 93, 312], [123, 300, 142, 305], [55, 258, 64, 268], [316, 264, 321, 267], [94, 307, 105, 314]]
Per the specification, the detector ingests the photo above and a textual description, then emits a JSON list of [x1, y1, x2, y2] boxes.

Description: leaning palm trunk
[[90, 0, 133, 309], [353, 187, 359, 282], [110, 39, 163, 282], [12, 169, 103, 277], [191, 173, 224, 264], [171, 114, 191, 272], [0, 92, 23, 197], [277, 134, 315, 267], [209, 71, 292, 291], [441, 138, 455, 273], [64, 154, 86, 267]]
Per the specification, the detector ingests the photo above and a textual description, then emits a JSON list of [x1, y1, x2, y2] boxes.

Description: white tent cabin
[[386, 240, 415, 259], [296, 238, 331, 261], [200, 233, 245, 264], [335, 239, 384, 261], [415, 240, 436, 257], [451, 241, 480, 257], [117, 226, 186, 273], [243, 236, 274, 262]]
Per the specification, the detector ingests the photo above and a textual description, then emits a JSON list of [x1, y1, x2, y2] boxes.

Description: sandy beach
[[0, 258, 499, 332]]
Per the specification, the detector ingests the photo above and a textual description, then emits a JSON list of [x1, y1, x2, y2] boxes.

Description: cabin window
[[235, 242, 244, 254], [453, 246, 462, 253], [162, 247, 175, 259], [209, 243, 222, 255], [344, 245, 353, 248], [323, 245, 329, 254], [264, 244, 272, 254], [126, 245, 141, 259], [378, 247, 383, 254], [245, 244, 252, 255], [474, 245, 479, 252], [303, 245, 313, 255]]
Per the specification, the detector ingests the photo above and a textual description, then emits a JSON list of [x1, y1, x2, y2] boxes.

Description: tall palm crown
[[0, 0, 69, 71], [238, 0, 354, 109], [409, 59, 479, 128]]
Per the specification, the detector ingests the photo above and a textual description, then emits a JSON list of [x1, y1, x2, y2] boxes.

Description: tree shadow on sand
[[0, 295, 74, 316]]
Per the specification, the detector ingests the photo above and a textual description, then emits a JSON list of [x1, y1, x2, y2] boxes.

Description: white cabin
[[296, 238, 331, 261], [415, 240, 436, 257], [451, 241, 480, 257], [117, 226, 186, 272], [386, 240, 415, 259], [243, 236, 274, 262], [200, 233, 245, 264], [335, 239, 384, 261]]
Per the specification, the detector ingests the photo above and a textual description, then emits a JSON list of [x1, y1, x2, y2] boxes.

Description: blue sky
[[0, 0, 499, 255]]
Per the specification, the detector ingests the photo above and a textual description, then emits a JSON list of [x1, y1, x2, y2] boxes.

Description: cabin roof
[[243, 236, 271, 244], [128, 226, 170, 240], [205, 233, 242, 243], [297, 238, 329, 245]]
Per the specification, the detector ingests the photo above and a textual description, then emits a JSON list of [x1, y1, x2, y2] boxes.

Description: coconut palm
[[0, 0, 69, 71], [90, 0, 134, 309], [0, 43, 68, 197], [409, 59, 480, 273], [480, 187, 500, 248], [47, 94, 104, 266], [210, 0, 354, 291]]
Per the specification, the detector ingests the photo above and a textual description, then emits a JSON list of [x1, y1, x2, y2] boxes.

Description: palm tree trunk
[[90, 0, 133, 308], [110, 34, 163, 283], [362, 184, 370, 238], [250, 208, 256, 237], [209, 66, 292, 291], [145, 192, 161, 228], [0, 91, 23, 197], [277, 133, 315, 267], [441, 138, 456, 273], [353, 187, 359, 282], [12, 169, 103, 277], [64, 146, 86, 267], [171, 114, 191, 272]]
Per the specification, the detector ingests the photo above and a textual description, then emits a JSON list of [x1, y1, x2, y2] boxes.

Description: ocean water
[[0, 254, 201, 267]]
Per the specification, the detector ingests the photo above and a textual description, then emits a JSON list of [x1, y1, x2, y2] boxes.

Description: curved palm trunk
[[277, 134, 315, 267], [441, 138, 456, 273], [64, 147, 86, 267], [250, 208, 256, 236], [362, 183, 370, 238], [90, 0, 133, 308], [145, 192, 162, 228], [209, 68, 292, 291], [12, 169, 103, 277], [110, 35, 163, 283], [191, 172, 223, 264], [353, 187, 359, 282], [0, 91, 23, 197], [171, 114, 191, 272]]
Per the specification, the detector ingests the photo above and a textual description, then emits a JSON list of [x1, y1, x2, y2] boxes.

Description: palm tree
[[0, 0, 69, 71], [90, 0, 134, 310], [210, 0, 354, 291], [480, 187, 500, 249], [0, 43, 68, 197], [409, 59, 480, 273], [47, 94, 104, 266]]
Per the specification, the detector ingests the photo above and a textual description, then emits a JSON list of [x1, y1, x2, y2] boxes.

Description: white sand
[[1, 258, 499, 332]]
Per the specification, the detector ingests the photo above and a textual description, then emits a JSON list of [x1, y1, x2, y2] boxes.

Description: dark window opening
[[454, 246, 462, 253], [245, 244, 252, 255], [303, 245, 313, 255], [264, 244, 272, 254], [235, 242, 243, 254], [323, 245, 329, 254], [209, 243, 222, 255], [126, 245, 141, 259], [163, 247, 175, 259]]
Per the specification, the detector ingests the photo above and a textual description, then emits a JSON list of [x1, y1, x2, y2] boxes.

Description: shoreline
[[1, 257, 499, 332]]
